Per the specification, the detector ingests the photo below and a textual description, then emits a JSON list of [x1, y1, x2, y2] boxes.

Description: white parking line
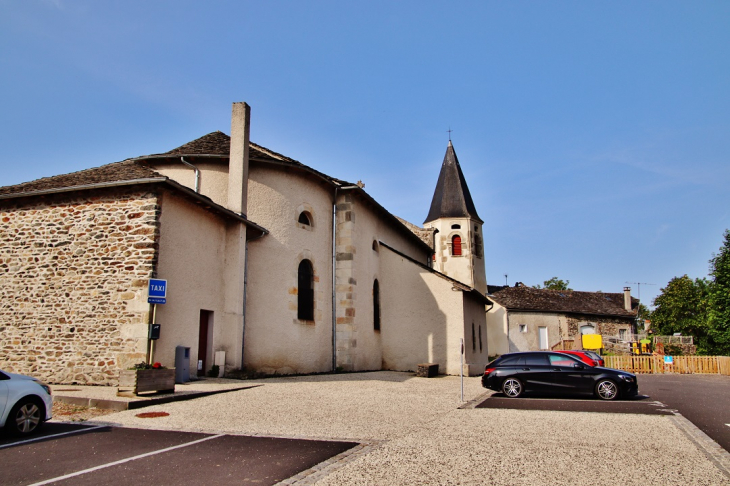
[[26, 433, 225, 486], [0, 425, 108, 450]]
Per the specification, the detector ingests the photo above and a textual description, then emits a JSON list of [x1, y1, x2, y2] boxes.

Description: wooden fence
[[604, 355, 730, 375]]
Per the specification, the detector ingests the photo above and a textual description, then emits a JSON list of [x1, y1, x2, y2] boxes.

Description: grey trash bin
[[175, 346, 190, 383]]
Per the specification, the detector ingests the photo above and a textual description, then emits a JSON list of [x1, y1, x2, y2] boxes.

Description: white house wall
[[486, 303, 510, 356], [462, 294, 488, 375], [379, 247, 472, 375], [503, 311, 563, 353], [337, 192, 432, 371], [244, 165, 334, 374], [153, 191, 234, 375], [150, 160, 230, 209]]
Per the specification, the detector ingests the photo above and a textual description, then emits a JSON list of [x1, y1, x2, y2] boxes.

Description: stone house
[[486, 283, 638, 355], [0, 102, 490, 384]]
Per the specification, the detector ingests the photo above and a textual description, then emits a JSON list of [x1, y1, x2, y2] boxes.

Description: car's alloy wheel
[[595, 380, 618, 400], [502, 378, 523, 398], [9, 399, 42, 435]]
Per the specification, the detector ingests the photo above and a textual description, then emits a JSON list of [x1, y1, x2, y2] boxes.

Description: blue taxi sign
[[148, 279, 167, 304]]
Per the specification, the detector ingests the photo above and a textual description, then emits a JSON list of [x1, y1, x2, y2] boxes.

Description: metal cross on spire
[[447, 127, 453, 141]]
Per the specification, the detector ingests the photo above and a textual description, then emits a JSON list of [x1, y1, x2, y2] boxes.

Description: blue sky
[[2, 1, 729, 307]]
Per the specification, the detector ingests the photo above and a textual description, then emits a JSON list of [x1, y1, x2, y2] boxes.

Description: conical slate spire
[[424, 141, 483, 224]]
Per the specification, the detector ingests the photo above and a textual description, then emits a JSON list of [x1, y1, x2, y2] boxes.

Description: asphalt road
[[477, 373, 730, 453], [0, 424, 356, 486], [637, 374, 730, 453]]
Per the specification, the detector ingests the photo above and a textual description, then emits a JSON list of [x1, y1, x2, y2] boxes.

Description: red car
[[555, 350, 604, 367]]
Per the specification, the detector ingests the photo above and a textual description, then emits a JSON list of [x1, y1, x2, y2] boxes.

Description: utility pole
[[625, 281, 656, 334]]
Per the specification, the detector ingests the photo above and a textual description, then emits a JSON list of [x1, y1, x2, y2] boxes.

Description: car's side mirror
[[573, 363, 584, 369]]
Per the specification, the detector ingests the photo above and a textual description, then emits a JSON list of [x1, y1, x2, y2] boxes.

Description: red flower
[[152, 362, 162, 369]]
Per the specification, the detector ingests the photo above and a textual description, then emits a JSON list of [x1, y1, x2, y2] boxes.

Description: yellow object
[[582, 334, 603, 350]]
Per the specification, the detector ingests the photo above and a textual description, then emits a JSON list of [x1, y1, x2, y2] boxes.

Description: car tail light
[[484, 367, 496, 375]]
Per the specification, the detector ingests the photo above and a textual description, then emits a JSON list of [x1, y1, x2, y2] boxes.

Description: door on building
[[198, 310, 213, 377], [538, 326, 548, 350]]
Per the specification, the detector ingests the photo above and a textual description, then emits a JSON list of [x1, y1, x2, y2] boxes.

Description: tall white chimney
[[228, 102, 250, 216], [623, 287, 632, 311]]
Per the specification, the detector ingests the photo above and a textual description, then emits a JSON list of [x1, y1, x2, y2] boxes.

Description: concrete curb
[[670, 413, 730, 481], [53, 385, 261, 411]]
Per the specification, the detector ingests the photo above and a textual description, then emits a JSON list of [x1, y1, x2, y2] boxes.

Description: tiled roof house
[[486, 283, 638, 355]]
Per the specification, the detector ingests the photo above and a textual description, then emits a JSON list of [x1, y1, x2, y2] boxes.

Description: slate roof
[[0, 132, 334, 198], [395, 216, 436, 249], [0, 131, 431, 252], [424, 141, 482, 224], [138, 131, 348, 186], [488, 285, 637, 318], [0, 160, 161, 196]]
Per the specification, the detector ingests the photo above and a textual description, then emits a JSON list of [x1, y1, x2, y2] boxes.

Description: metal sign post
[[460, 338, 464, 402], [147, 279, 168, 364]]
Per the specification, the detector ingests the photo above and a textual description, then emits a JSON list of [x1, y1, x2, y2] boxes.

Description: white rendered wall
[[244, 165, 334, 374], [150, 160, 230, 208], [153, 191, 233, 373], [486, 303, 510, 356], [379, 247, 470, 375]]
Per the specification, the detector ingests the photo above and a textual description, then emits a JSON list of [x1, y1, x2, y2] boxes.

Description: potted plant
[[117, 362, 175, 396]]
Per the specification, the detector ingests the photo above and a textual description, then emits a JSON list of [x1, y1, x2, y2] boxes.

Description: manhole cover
[[135, 411, 170, 418]]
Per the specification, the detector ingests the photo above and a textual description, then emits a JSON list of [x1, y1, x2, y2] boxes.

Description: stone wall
[[0, 188, 160, 385], [565, 315, 633, 338]]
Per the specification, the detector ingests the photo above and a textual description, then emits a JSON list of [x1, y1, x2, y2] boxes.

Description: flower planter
[[117, 368, 176, 396]]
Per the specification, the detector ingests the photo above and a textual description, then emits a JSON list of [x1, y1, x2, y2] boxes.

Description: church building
[[0, 102, 491, 385]]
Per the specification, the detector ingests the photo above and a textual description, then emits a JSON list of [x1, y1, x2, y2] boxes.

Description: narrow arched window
[[452, 235, 462, 256], [298, 211, 312, 226], [479, 325, 483, 352], [373, 280, 381, 331], [298, 260, 314, 321]]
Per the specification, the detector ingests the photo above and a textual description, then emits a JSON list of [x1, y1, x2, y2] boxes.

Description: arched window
[[479, 325, 483, 352], [373, 279, 381, 331], [580, 324, 596, 335], [472, 323, 476, 351], [298, 211, 312, 226], [298, 260, 314, 321], [452, 235, 462, 256], [451, 224, 461, 229]]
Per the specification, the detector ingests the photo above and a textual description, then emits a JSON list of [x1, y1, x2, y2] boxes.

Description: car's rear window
[[548, 354, 579, 367], [525, 354, 549, 366], [498, 356, 521, 366]]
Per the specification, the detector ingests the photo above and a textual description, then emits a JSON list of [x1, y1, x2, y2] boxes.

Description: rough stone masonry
[[0, 188, 160, 385]]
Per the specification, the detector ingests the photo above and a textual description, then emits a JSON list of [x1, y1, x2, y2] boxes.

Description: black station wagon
[[481, 351, 638, 400]]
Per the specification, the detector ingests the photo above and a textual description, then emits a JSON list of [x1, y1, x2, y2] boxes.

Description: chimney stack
[[623, 287, 632, 311], [228, 102, 250, 216]]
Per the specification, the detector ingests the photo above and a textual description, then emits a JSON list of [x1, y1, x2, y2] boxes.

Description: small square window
[[519, 324, 527, 333]]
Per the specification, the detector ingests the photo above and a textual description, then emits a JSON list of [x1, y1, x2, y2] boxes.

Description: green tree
[[651, 275, 710, 351], [535, 277, 571, 291], [706, 230, 730, 355], [637, 302, 651, 324]]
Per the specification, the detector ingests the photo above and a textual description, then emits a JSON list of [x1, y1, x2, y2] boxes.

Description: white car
[[0, 370, 53, 436]]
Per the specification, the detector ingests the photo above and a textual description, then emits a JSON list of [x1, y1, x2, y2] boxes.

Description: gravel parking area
[[84, 372, 729, 485]]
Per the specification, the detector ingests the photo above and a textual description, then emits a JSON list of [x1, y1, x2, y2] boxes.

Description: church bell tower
[[424, 141, 487, 294]]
